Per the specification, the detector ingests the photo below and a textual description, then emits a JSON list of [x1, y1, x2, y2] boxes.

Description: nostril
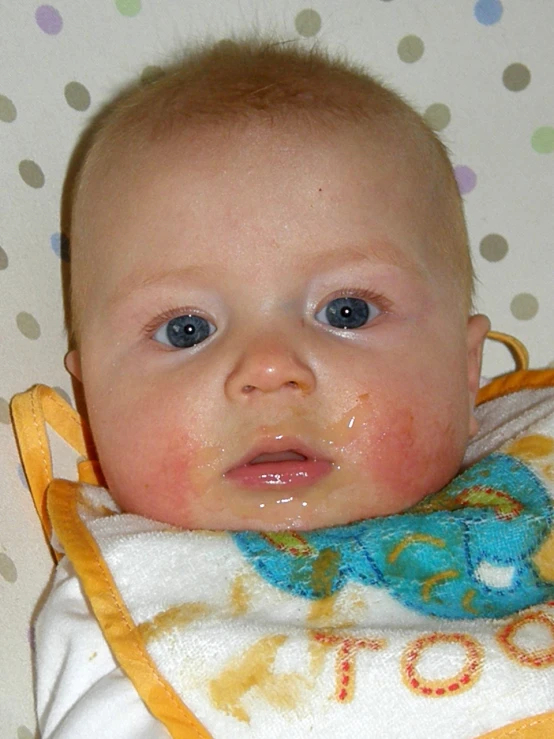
[[242, 385, 255, 393]]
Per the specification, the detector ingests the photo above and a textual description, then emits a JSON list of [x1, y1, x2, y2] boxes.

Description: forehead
[[78, 116, 431, 238], [73, 118, 444, 303]]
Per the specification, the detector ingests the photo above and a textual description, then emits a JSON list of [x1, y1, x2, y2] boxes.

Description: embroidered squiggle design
[[233, 453, 554, 618]]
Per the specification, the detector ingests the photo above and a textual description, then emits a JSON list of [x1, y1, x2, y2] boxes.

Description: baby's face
[[68, 120, 489, 531]]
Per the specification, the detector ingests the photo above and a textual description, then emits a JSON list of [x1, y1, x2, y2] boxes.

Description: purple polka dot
[[454, 165, 477, 195], [35, 5, 63, 35]]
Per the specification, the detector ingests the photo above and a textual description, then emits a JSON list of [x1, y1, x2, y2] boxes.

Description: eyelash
[[142, 306, 206, 338], [317, 287, 392, 315], [143, 288, 392, 338]]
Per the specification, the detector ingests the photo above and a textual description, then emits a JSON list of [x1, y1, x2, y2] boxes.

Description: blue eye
[[315, 296, 378, 329], [153, 314, 215, 348]]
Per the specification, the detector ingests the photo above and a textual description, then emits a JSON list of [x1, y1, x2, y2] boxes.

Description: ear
[[467, 314, 491, 438], [64, 350, 82, 382]]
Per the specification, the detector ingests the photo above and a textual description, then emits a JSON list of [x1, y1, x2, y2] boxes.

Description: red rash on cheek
[[143, 431, 200, 525], [97, 415, 201, 527], [354, 405, 463, 510]]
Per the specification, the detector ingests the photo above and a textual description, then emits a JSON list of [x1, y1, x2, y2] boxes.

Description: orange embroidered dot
[[496, 610, 554, 668], [401, 632, 484, 698]]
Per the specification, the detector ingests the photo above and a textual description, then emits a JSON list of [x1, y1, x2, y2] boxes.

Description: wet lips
[[225, 446, 333, 490]]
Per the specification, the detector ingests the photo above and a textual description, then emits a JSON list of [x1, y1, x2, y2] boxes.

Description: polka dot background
[[1, 1, 553, 733]]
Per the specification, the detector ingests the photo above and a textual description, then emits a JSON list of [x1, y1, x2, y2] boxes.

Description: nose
[[225, 336, 316, 400]]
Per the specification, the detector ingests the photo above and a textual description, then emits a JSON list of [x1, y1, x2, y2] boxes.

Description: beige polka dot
[[295, 9, 322, 37], [141, 65, 165, 85], [216, 38, 236, 50], [0, 397, 10, 424], [511, 293, 539, 320], [502, 63, 531, 92], [16, 311, 41, 339], [0, 93, 17, 122], [64, 81, 91, 111], [0, 553, 17, 583], [423, 103, 451, 131], [17, 726, 34, 739], [480, 234, 508, 262], [398, 35, 424, 63], [0, 245, 8, 269], [19, 160, 45, 188]]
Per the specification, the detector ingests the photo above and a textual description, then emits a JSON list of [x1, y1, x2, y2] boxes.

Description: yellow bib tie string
[[10, 384, 99, 559]]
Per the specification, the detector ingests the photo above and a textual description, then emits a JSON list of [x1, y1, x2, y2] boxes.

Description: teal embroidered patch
[[233, 454, 554, 618]]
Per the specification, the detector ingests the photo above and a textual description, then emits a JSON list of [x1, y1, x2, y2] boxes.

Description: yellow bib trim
[[477, 369, 554, 407], [48, 478, 212, 739], [477, 709, 554, 738]]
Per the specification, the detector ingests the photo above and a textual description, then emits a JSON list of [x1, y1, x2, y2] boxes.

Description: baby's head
[[65, 38, 490, 531]]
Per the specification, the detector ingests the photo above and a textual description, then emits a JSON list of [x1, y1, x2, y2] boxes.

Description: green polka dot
[[0, 397, 10, 424], [480, 234, 508, 262], [531, 126, 554, 154], [502, 63, 531, 92], [295, 9, 322, 37], [16, 311, 41, 339], [116, 0, 141, 17], [398, 35, 424, 63], [0, 245, 8, 269], [510, 293, 539, 320], [64, 81, 91, 111], [141, 66, 165, 85], [423, 103, 451, 131], [0, 553, 17, 583], [0, 94, 17, 122], [19, 160, 45, 188]]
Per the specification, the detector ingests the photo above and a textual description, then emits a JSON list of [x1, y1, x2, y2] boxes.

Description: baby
[[64, 38, 490, 534], [18, 36, 554, 739]]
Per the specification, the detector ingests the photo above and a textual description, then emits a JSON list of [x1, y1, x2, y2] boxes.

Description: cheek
[[90, 397, 204, 526], [349, 399, 467, 508]]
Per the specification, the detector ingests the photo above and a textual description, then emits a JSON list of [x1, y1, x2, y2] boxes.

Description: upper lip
[[227, 436, 330, 471]]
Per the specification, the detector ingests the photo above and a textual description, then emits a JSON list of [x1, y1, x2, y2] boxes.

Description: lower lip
[[225, 460, 333, 490]]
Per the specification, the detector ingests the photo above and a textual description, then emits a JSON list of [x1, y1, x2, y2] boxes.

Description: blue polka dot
[[51, 232, 70, 261], [17, 464, 27, 488], [474, 0, 503, 25]]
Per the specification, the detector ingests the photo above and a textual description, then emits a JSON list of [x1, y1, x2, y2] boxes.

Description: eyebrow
[[301, 242, 426, 275], [107, 264, 219, 309], [108, 240, 424, 311]]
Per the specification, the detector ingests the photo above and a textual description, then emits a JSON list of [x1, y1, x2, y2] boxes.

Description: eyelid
[[142, 306, 215, 338], [141, 288, 391, 340], [316, 287, 393, 314]]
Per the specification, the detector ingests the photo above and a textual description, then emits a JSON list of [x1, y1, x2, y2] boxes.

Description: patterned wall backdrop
[[1, 2, 552, 735]]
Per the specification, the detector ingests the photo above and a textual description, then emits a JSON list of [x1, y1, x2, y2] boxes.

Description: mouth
[[224, 438, 333, 490], [248, 450, 308, 465], [229, 437, 326, 470]]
